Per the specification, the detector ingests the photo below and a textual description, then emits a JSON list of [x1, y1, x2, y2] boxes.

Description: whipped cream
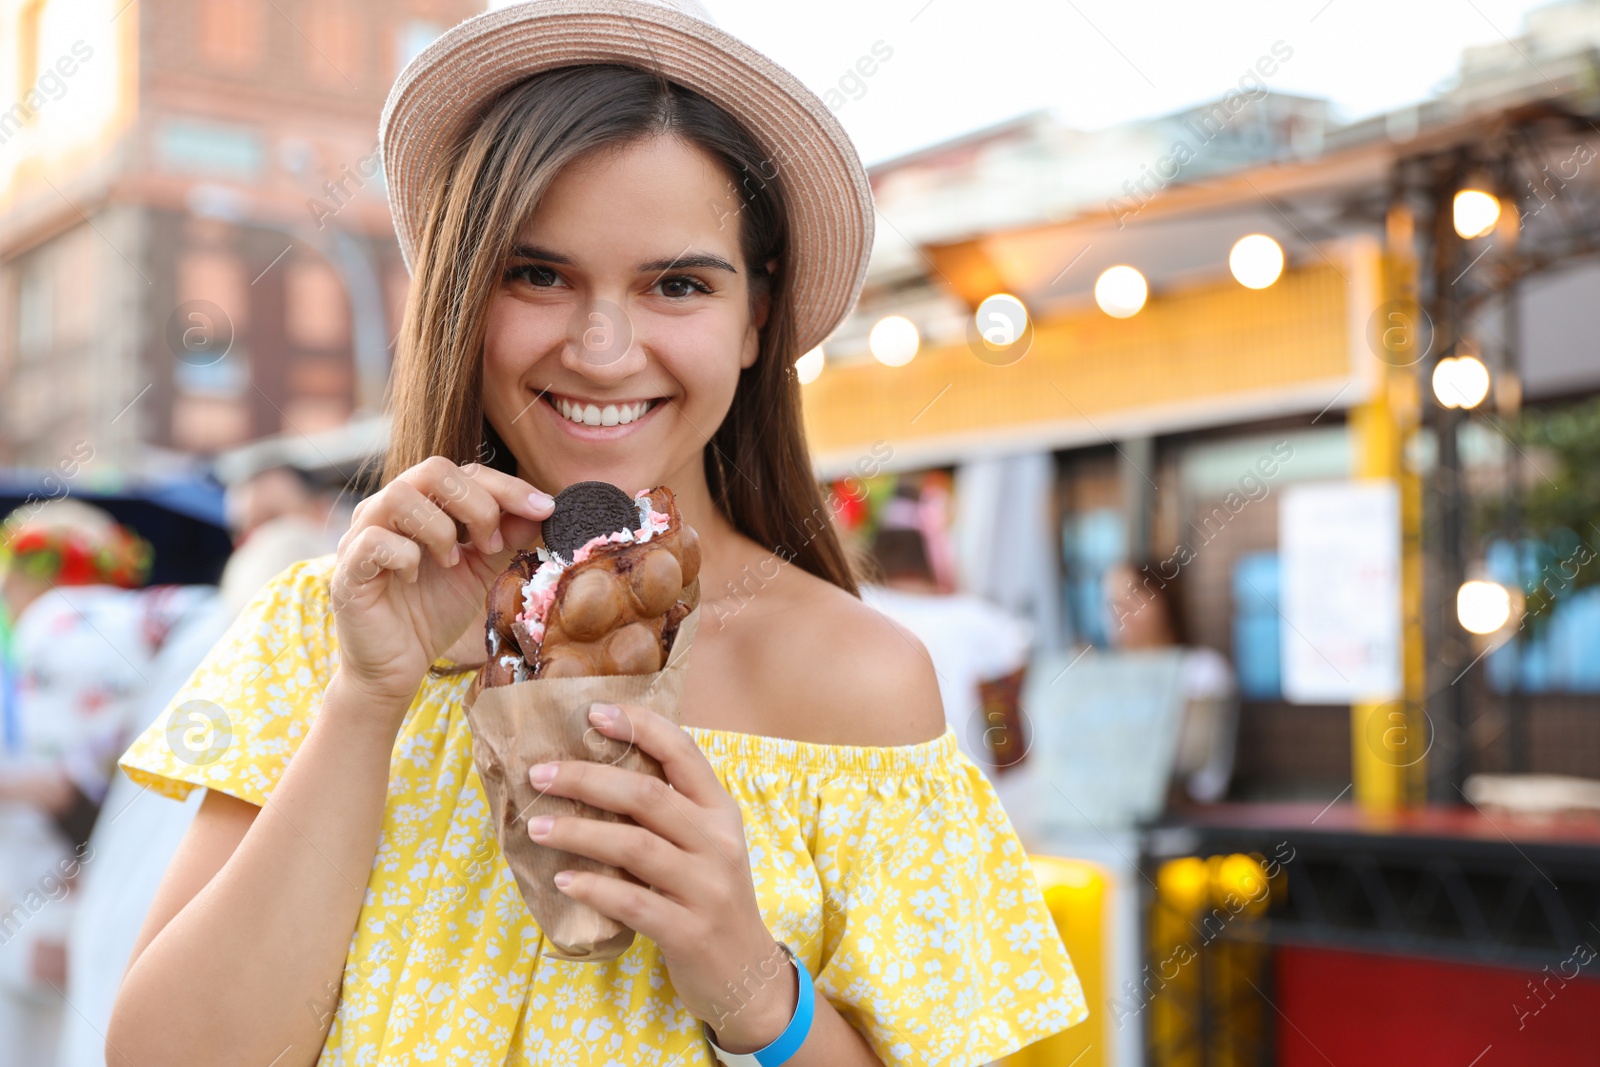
[[515, 491, 668, 645]]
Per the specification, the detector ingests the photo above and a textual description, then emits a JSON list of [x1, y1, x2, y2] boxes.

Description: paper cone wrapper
[[462, 606, 700, 962]]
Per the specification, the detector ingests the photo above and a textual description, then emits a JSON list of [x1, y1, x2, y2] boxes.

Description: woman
[[1103, 558, 1238, 804], [109, 3, 1087, 1064]]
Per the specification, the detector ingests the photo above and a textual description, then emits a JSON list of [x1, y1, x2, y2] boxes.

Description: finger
[[586, 703, 729, 809], [418, 457, 555, 523], [371, 480, 459, 568], [332, 526, 422, 612], [528, 815, 698, 901], [529, 759, 710, 852], [407, 458, 508, 556], [552, 867, 685, 946], [460, 462, 556, 555]]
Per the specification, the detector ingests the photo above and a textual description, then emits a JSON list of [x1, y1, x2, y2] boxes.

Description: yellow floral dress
[[119, 555, 1088, 1066]]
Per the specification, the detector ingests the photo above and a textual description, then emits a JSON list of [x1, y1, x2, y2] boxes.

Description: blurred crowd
[[0, 467, 342, 1067]]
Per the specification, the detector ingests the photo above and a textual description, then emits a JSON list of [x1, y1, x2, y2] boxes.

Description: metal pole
[[1425, 153, 1471, 802], [1499, 141, 1527, 773]]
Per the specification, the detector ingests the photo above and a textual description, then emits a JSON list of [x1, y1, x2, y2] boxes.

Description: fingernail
[[488, 528, 504, 554], [448, 544, 461, 566], [529, 762, 556, 787], [527, 815, 553, 837], [554, 871, 573, 889], [588, 703, 619, 727], [528, 490, 554, 513]]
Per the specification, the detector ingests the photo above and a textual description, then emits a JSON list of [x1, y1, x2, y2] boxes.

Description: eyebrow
[[507, 244, 738, 274]]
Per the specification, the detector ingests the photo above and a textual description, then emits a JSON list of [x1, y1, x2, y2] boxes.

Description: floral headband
[[0, 522, 153, 588]]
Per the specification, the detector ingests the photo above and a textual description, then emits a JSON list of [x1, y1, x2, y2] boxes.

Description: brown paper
[[462, 606, 700, 962]]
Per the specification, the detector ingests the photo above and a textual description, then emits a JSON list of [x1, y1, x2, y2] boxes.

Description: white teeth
[[552, 396, 653, 426]]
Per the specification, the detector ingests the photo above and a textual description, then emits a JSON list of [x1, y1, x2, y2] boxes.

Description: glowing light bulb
[[1095, 265, 1147, 318], [1457, 580, 1512, 634], [796, 346, 824, 384], [974, 293, 1028, 347], [1453, 189, 1501, 239], [1229, 234, 1285, 289], [1432, 355, 1491, 409], [869, 315, 919, 367]]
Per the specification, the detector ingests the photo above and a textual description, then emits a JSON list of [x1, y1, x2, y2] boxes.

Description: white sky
[[696, 0, 1559, 165]]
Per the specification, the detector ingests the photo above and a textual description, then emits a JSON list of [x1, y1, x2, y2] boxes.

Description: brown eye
[[505, 264, 561, 287], [656, 275, 713, 300]]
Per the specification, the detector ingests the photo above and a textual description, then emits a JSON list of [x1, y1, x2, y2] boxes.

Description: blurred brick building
[[0, 0, 480, 472]]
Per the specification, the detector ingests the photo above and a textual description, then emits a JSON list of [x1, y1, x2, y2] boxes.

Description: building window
[[1231, 551, 1282, 700], [1062, 506, 1125, 648], [172, 250, 249, 401], [304, 6, 363, 87], [177, 250, 249, 330], [158, 118, 263, 178], [198, 0, 264, 69], [1486, 539, 1600, 693], [17, 261, 51, 362], [285, 260, 348, 350]]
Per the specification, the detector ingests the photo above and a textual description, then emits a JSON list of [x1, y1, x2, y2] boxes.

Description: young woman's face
[[481, 133, 766, 496], [1103, 562, 1174, 649]]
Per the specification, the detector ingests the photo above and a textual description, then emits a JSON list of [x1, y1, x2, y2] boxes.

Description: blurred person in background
[[860, 490, 1043, 846], [55, 515, 331, 1067], [223, 464, 340, 550], [0, 499, 209, 1067], [1103, 557, 1239, 805]]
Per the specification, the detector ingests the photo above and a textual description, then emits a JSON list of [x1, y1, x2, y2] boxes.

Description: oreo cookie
[[542, 481, 641, 562]]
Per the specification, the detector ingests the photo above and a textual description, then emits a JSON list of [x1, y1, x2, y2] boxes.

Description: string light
[[1432, 354, 1491, 409], [973, 293, 1029, 347], [796, 346, 824, 384], [1095, 265, 1148, 318], [869, 316, 919, 366], [1453, 189, 1501, 239], [1229, 234, 1285, 289], [1457, 580, 1512, 634]]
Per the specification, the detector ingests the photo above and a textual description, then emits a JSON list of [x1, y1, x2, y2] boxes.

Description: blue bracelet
[[703, 941, 814, 1066]]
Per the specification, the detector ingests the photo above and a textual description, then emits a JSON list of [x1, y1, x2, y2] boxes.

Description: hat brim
[[379, 0, 875, 355]]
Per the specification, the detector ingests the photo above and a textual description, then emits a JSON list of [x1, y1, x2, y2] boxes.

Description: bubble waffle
[[482, 484, 700, 686]]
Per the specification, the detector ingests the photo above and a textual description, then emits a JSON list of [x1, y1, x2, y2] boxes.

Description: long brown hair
[[377, 64, 858, 597]]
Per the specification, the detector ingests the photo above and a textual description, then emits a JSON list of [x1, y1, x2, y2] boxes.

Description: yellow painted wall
[[802, 262, 1353, 460]]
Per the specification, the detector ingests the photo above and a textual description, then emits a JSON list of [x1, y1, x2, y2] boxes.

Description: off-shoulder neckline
[[684, 724, 960, 774]]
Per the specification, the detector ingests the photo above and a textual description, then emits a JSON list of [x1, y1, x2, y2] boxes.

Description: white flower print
[[116, 554, 1089, 1066]]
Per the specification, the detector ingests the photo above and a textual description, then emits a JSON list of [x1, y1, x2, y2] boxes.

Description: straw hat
[[379, 0, 876, 355]]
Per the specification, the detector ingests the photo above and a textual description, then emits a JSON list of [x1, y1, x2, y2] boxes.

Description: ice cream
[[481, 482, 700, 686]]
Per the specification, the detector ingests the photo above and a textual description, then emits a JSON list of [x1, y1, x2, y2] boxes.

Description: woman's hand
[[330, 458, 554, 711], [525, 703, 798, 1052]]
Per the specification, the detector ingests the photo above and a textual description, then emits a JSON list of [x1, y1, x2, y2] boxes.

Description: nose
[[560, 296, 648, 385]]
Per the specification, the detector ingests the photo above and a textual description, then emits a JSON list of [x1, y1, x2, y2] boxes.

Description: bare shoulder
[[698, 558, 947, 747]]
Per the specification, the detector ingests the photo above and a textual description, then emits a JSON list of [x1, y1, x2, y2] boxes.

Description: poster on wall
[[1279, 480, 1402, 704]]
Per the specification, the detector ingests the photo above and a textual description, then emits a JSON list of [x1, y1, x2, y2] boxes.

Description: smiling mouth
[[544, 392, 661, 427]]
